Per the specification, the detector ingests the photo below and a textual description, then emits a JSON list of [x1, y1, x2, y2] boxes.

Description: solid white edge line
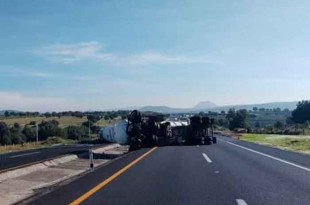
[[220, 139, 310, 172], [236, 199, 248, 205], [10, 151, 41, 158], [202, 153, 212, 163]]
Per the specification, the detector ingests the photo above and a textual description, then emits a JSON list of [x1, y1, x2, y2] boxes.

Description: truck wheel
[[205, 137, 212, 145], [152, 135, 158, 146]]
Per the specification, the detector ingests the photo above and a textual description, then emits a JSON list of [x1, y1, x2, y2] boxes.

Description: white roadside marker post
[[89, 149, 94, 172]]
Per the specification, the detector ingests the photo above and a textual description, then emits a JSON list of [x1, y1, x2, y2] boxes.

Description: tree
[[255, 122, 260, 128], [4, 111, 10, 117], [87, 115, 101, 123], [226, 109, 248, 130], [10, 123, 24, 144], [291, 100, 310, 123], [0, 122, 11, 145], [22, 126, 36, 142], [274, 121, 284, 130], [38, 120, 66, 140], [66, 126, 87, 140]]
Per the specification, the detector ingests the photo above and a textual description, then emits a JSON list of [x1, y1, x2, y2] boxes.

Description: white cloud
[[1, 67, 92, 81], [35, 41, 222, 66], [127, 53, 221, 65], [0, 91, 87, 112], [35, 41, 116, 64]]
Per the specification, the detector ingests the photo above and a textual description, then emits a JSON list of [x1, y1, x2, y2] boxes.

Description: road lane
[[198, 136, 310, 205], [0, 144, 105, 171], [9, 151, 41, 158], [78, 146, 239, 205], [30, 148, 155, 205], [30, 136, 310, 205], [222, 139, 310, 172]]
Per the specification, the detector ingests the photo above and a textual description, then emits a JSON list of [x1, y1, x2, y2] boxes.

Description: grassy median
[[240, 134, 310, 154]]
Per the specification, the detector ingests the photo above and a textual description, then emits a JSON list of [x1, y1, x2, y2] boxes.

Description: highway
[[0, 144, 105, 172], [30, 136, 310, 205]]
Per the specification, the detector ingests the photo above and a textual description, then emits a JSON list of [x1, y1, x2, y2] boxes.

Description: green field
[[240, 134, 310, 154]]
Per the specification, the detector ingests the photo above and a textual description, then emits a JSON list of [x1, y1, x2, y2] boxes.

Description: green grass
[[240, 134, 310, 154]]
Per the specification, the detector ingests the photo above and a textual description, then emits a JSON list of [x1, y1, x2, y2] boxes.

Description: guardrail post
[[89, 149, 94, 171]]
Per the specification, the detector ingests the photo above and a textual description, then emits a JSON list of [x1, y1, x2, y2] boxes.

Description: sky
[[1, 0, 310, 111]]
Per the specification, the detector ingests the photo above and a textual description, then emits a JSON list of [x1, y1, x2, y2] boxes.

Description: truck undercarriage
[[126, 110, 217, 151]]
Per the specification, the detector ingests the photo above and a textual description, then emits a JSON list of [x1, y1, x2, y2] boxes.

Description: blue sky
[[1, 0, 310, 111]]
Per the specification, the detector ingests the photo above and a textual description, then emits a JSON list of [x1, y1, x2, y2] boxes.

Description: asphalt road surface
[[30, 135, 310, 205], [0, 143, 106, 172]]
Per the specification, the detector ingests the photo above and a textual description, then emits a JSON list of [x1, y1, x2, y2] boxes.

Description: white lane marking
[[236, 199, 248, 205], [10, 151, 41, 158], [202, 153, 212, 163], [221, 140, 310, 172]]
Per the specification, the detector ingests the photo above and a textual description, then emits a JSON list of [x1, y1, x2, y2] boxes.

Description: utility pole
[[36, 123, 39, 144], [88, 120, 90, 138]]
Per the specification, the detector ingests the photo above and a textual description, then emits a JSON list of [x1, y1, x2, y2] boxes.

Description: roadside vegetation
[[240, 134, 310, 154], [0, 111, 128, 153], [208, 100, 310, 154]]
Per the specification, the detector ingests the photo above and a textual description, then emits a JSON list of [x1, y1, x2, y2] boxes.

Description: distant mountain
[[139, 106, 190, 113], [138, 101, 298, 114], [192, 101, 218, 110], [209, 101, 298, 112]]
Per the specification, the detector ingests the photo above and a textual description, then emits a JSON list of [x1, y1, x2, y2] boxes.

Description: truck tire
[[152, 135, 158, 146], [205, 137, 212, 145]]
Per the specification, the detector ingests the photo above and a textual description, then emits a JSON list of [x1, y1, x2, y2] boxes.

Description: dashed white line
[[10, 151, 41, 158], [202, 153, 212, 163], [236, 199, 248, 205], [221, 139, 310, 172]]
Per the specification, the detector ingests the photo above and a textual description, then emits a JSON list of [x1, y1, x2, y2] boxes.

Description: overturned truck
[[98, 110, 216, 151]]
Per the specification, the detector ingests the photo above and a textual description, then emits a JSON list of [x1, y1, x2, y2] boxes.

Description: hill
[[192, 101, 218, 110], [209, 101, 298, 112], [138, 101, 298, 113]]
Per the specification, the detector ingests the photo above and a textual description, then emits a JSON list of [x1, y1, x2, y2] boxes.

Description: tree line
[[208, 100, 310, 135], [2, 110, 129, 120], [0, 114, 107, 146]]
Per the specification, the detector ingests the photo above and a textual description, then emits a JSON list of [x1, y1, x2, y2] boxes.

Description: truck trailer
[[98, 110, 216, 151]]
